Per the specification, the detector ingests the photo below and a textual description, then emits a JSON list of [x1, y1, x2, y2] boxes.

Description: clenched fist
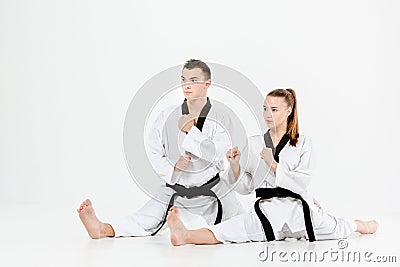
[[226, 146, 240, 165], [226, 146, 240, 180], [178, 114, 195, 133], [260, 147, 277, 173], [260, 147, 274, 166]]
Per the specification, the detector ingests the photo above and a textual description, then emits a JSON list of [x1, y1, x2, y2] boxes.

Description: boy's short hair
[[183, 59, 211, 80]]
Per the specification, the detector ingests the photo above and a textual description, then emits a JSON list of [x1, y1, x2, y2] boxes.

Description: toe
[[171, 206, 178, 214]]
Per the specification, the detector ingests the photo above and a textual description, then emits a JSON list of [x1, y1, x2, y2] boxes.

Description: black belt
[[254, 187, 316, 242], [151, 173, 222, 236]]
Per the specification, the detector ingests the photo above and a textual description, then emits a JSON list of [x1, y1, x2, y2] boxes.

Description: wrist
[[230, 163, 240, 172], [271, 161, 277, 172], [185, 120, 195, 132], [174, 165, 181, 172], [230, 164, 240, 180], [231, 164, 239, 170]]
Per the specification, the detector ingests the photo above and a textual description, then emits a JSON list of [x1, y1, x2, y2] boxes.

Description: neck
[[270, 124, 287, 142], [187, 97, 207, 114]]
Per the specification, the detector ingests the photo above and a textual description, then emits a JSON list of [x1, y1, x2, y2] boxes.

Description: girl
[[166, 88, 378, 245]]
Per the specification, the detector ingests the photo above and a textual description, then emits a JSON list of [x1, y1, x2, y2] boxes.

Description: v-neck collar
[[181, 97, 212, 132], [263, 129, 290, 163]]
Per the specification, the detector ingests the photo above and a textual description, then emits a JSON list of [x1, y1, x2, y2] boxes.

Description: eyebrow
[[181, 76, 200, 80], [264, 105, 278, 108]]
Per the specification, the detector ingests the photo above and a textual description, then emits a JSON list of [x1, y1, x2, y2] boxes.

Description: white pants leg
[[208, 199, 356, 243], [208, 212, 264, 243], [312, 201, 357, 240], [109, 179, 243, 237], [109, 186, 174, 237]]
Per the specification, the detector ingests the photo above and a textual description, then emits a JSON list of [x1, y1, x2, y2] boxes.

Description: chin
[[265, 121, 274, 128], [186, 95, 201, 101]]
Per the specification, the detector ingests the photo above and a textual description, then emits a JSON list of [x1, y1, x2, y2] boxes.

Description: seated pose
[[77, 59, 243, 238], [166, 88, 378, 245]]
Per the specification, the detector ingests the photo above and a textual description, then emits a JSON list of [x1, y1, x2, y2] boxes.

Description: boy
[[77, 59, 243, 238]]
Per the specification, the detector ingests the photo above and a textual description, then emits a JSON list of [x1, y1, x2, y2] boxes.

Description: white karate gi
[[208, 133, 356, 243], [110, 99, 243, 237]]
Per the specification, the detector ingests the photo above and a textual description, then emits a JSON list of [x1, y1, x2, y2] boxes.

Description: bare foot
[[166, 206, 188, 246], [77, 199, 102, 239], [355, 220, 379, 234]]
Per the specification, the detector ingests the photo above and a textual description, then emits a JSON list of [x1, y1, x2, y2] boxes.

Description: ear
[[204, 80, 211, 90], [287, 107, 292, 117]]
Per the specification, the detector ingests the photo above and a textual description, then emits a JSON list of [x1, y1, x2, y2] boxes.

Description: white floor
[[1, 202, 398, 267]]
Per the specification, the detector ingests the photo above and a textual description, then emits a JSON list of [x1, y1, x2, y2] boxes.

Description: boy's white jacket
[[228, 134, 316, 212], [145, 101, 233, 187]]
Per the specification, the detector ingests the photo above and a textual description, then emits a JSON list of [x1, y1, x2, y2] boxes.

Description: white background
[[1, 0, 399, 241]]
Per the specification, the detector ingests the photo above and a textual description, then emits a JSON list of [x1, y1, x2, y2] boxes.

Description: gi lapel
[[263, 130, 290, 163], [181, 97, 212, 132]]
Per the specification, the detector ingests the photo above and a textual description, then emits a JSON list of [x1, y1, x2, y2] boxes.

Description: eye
[[272, 108, 278, 112], [191, 79, 197, 83], [263, 107, 267, 111]]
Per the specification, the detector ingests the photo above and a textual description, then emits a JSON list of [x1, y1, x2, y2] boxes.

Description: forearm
[[271, 161, 277, 175], [230, 164, 241, 181]]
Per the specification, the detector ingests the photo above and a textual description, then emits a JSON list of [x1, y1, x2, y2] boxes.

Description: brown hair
[[183, 59, 211, 80], [267, 88, 299, 146]]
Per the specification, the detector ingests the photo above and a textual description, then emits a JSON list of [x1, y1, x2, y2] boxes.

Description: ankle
[[100, 223, 115, 237], [182, 230, 191, 244]]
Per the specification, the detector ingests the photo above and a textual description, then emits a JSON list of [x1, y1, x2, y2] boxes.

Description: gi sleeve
[[145, 109, 180, 185], [275, 136, 314, 194], [181, 114, 231, 167]]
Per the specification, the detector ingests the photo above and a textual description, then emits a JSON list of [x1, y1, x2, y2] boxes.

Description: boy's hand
[[174, 156, 191, 172], [227, 147, 241, 179], [226, 146, 240, 165], [178, 114, 195, 132]]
